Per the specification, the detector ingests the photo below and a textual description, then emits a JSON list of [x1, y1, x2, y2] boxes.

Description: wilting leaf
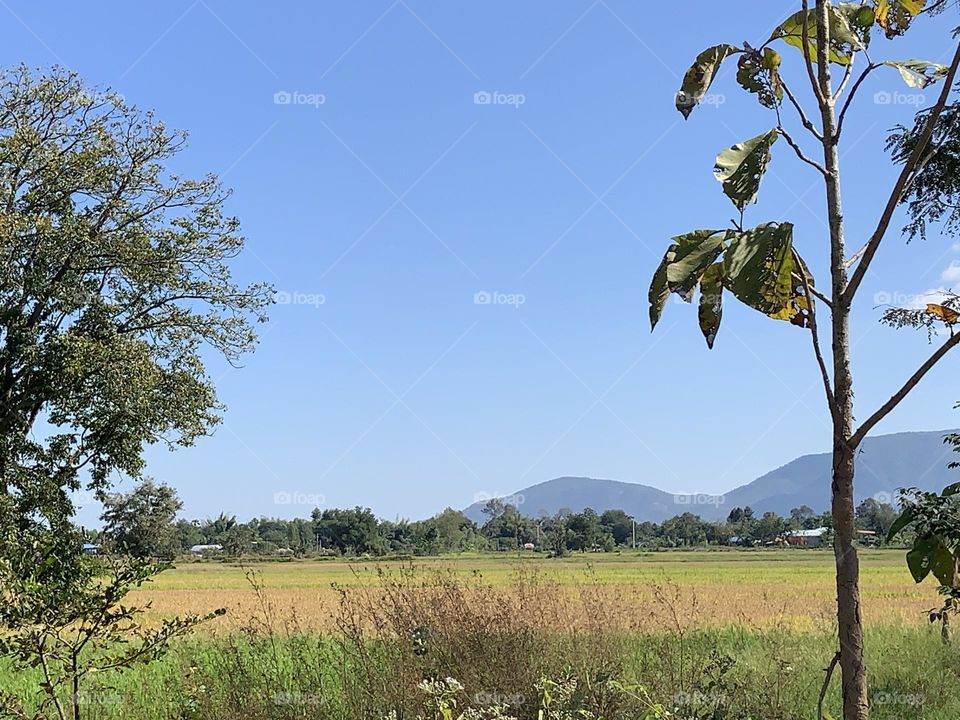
[[722, 223, 795, 316], [698, 263, 724, 349], [838, 2, 877, 47], [875, 0, 927, 39], [926, 303, 960, 324], [666, 230, 728, 302], [736, 48, 784, 109], [883, 60, 949, 88], [676, 45, 740, 119], [649, 244, 677, 330], [714, 130, 779, 211], [771, 7, 864, 65]]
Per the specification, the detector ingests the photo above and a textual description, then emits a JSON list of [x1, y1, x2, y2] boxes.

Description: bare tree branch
[[835, 63, 879, 139], [844, 42, 960, 304], [851, 329, 960, 447], [794, 249, 837, 422], [779, 126, 829, 175], [781, 77, 824, 139]]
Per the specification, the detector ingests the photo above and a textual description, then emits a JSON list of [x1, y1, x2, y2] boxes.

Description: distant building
[[82, 543, 100, 556], [785, 527, 829, 548], [190, 544, 223, 554]]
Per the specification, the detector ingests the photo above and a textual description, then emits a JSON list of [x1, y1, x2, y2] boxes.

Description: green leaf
[[930, 541, 957, 586], [906, 536, 938, 583], [649, 244, 677, 331], [839, 3, 877, 48], [882, 60, 949, 88], [875, 0, 927, 39], [770, 7, 864, 65], [676, 45, 740, 119], [887, 507, 915, 541], [942, 483, 960, 497], [698, 264, 724, 349], [666, 230, 728, 302], [714, 130, 780, 211], [722, 223, 795, 316], [736, 49, 784, 109]]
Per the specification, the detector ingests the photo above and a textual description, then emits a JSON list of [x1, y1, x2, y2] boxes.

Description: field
[[133, 548, 935, 631], [4, 549, 960, 720]]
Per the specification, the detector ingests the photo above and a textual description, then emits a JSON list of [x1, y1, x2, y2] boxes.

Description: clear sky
[[5, 1, 960, 522]]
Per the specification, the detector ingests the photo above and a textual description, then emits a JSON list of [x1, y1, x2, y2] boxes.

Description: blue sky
[[6, 1, 960, 522]]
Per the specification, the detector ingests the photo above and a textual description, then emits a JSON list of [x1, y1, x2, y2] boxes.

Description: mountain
[[462, 430, 958, 523]]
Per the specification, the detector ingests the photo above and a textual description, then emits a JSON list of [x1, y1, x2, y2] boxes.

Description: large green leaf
[[875, 0, 927, 38], [714, 130, 779, 211], [906, 536, 938, 583], [722, 223, 795, 316], [887, 507, 915, 541], [770, 7, 864, 65], [883, 60, 950, 88], [698, 263, 724, 349], [930, 542, 958, 586], [839, 3, 877, 48], [676, 45, 740, 119], [736, 48, 783, 110], [666, 230, 728, 302], [649, 244, 677, 331]]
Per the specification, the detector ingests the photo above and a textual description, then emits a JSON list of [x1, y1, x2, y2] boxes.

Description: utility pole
[[632, 517, 636, 550]]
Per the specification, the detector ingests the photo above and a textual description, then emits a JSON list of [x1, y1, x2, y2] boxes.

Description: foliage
[[0, 64, 271, 542], [0, 529, 222, 720], [100, 479, 182, 558]]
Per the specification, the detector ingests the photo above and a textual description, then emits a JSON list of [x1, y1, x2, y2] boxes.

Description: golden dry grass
[[128, 548, 936, 633]]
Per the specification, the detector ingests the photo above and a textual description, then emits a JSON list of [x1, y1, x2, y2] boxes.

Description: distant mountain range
[[462, 430, 959, 523]]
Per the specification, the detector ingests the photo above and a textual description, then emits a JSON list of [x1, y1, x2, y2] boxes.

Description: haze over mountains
[[462, 430, 958, 523]]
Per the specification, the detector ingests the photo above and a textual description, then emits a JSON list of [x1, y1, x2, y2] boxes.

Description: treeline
[[86, 481, 902, 558]]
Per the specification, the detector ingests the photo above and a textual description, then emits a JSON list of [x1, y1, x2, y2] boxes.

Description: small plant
[[0, 532, 223, 720]]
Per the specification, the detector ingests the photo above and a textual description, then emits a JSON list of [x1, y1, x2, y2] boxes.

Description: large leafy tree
[[649, 3, 960, 717], [0, 65, 271, 551], [100, 479, 183, 559]]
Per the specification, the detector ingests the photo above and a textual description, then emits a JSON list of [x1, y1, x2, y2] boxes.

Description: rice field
[[133, 548, 937, 632]]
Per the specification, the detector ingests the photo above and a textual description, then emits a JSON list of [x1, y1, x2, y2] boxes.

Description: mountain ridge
[[462, 429, 959, 523]]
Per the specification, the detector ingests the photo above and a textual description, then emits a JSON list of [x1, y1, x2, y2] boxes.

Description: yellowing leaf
[[926, 303, 960, 324], [876, 0, 927, 38]]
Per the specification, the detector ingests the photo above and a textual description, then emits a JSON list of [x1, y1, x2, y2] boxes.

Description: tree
[[753, 511, 786, 545], [790, 505, 818, 530], [0, 65, 269, 560], [100, 479, 182, 559], [855, 498, 898, 540], [600, 509, 635, 546], [648, 5, 960, 716]]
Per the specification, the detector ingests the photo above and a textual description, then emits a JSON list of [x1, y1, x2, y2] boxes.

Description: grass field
[[132, 548, 936, 632], [4, 549, 959, 720]]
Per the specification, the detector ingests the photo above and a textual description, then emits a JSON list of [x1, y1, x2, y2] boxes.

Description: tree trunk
[[815, 2, 869, 717]]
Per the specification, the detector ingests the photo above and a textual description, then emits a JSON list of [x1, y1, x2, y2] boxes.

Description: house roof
[[788, 527, 829, 537]]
